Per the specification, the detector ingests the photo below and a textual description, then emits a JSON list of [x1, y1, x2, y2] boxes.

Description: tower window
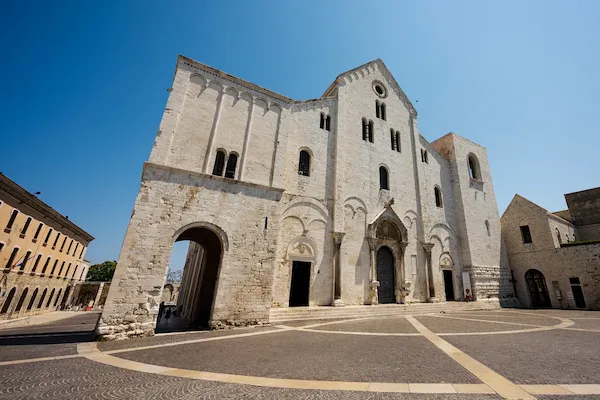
[[225, 153, 238, 179], [434, 186, 443, 208], [379, 166, 389, 190], [421, 149, 429, 163], [320, 113, 325, 129], [362, 118, 374, 143], [212, 150, 226, 176], [325, 115, 331, 131], [380, 102, 386, 121], [368, 120, 374, 143], [485, 220, 491, 237], [520, 225, 532, 244], [375, 100, 380, 118], [298, 150, 310, 176], [390, 129, 401, 152], [468, 154, 481, 180]]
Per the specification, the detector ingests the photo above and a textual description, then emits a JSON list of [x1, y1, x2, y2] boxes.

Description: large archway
[[525, 269, 551, 308], [157, 225, 225, 333]]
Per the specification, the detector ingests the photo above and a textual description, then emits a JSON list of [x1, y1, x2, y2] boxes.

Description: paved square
[[1, 308, 599, 399]]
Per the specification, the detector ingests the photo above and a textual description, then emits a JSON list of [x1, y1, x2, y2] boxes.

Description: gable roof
[[502, 194, 575, 227], [322, 59, 418, 117]]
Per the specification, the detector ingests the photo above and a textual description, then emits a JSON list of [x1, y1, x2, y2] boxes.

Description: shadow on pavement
[[0, 312, 101, 346]]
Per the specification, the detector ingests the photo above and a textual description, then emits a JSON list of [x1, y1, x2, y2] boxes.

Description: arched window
[[6, 209, 18, 230], [5, 247, 19, 269], [395, 131, 400, 152], [20, 251, 31, 271], [46, 288, 56, 308], [298, 150, 310, 176], [37, 288, 48, 308], [15, 288, 28, 312], [368, 120, 374, 143], [72, 265, 79, 278], [225, 153, 238, 179], [50, 259, 58, 275], [375, 100, 380, 118], [20, 217, 32, 237], [0, 287, 16, 314], [33, 223, 43, 241], [52, 232, 60, 249], [32, 254, 42, 272], [65, 263, 71, 278], [379, 166, 389, 190], [556, 228, 562, 245], [212, 150, 226, 176], [43, 228, 53, 246], [58, 261, 65, 276], [468, 154, 481, 180], [485, 220, 491, 237], [27, 288, 38, 311], [59, 236, 67, 252], [67, 239, 73, 255], [434, 186, 443, 208], [380, 102, 386, 121], [41, 257, 51, 274]]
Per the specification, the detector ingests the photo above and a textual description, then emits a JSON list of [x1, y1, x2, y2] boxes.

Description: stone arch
[[254, 98, 268, 112], [172, 221, 229, 251], [439, 253, 454, 269], [280, 197, 329, 225], [280, 215, 306, 233], [189, 74, 207, 94], [240, 92, 253, 103], [286, 235, 318, 263], [344, 196, 368, 215], [207, 80, 224, 92]]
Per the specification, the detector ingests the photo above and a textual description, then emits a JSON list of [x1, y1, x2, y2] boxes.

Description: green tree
[[86, 260, 117, 282]]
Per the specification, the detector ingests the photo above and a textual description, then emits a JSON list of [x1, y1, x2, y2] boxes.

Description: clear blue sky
[[1, 1, 599, 270]]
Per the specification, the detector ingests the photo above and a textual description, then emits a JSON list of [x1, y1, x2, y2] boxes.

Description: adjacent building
[[100, 56, 509, 339], [501, 188, 600, 310], [0, 173, 94, 319]]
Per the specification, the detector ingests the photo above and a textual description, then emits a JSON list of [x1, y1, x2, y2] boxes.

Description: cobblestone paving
[[310, 316, 418, 333], [117, 330, 480, 383], [0, 359, 501, 400], [445, 329, 600, 384]]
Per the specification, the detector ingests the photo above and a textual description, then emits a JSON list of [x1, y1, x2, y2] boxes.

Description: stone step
[[269, 301, 500, 322]]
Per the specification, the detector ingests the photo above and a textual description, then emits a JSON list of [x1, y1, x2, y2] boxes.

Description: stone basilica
[[100, 56, 510, 338]]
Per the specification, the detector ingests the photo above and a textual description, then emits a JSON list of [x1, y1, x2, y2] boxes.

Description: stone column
[[368, 237, 379, 305], [331, 232, 345, 307], [422, 243, 438, 302], [396, 242, 408, 303], [93, 282, 105, 309]]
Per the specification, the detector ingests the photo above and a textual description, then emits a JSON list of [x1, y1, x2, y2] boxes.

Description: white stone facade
[[99, 56, 504, 339]]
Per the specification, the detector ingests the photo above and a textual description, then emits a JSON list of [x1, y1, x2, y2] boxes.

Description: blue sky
[[1, 1, 599, 270]]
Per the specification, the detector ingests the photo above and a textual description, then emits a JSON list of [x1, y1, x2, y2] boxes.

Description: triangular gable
[[368, 201, 408, 243], [322, 59, 417, 117]]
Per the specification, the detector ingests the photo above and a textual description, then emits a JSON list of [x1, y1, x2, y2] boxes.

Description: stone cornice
[[0, 173, 94, 242], [142, 162, 285, 194]]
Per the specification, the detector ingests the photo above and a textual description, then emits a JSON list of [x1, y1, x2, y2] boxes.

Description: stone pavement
[[1, 308, 600, 399]]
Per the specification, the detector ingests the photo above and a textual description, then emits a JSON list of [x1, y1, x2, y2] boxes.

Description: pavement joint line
[[103, 326, 293, 355], [405, 315, 536, 400], [426, 314, 547, 327], [0, 353, 82, 366], [560, 327, 600, 333], [78, 342, 500, 394], [278, 325, 422, 336]]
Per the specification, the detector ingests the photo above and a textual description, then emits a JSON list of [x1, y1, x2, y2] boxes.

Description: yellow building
[[0, 173, 94, 320]]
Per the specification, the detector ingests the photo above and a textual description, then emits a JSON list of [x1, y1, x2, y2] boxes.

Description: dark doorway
[[443, 270, 455, 301], [570, 277, 587, 308], [289, 261, 311, 307], [157, 226, 224, 333], [60, 286, 71, 310], [525, 269, 551, 308], [14, 288, 29, 313], [1, 287, 16, 314], [376, 246, 395, 304]]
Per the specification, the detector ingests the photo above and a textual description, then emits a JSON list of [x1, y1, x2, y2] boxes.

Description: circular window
[[372, 81, 387, 98]]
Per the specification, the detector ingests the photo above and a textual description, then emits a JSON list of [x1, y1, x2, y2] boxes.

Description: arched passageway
[[156, 225, 224, 333], [1, 287, 16, 314], [525, 269, 551, 308]]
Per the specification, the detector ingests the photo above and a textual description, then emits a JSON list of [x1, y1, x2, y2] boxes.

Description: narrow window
[[362, 118, 368, 141], [27, 288, 38, 310], [32, 254, 42, 272], [73, 243, 79, 257], [264, 217, 268, 230], [72, 265, 78, 278], [59, 236, 67, 252], [20, 251, 32, 271], [0, 288, 16, 314], [368, 120, 374, 143], [375, 100, 380, 118], [58, 261, 65, 276], [15, 288, 28, 312], [46, 289, 55, 308], [212, 150, 226, 176], [0, 242, 3, 253], [485, 220, 491, 237], [42, 257, 51, 274], [520, 225, 532, 244], [556, 228, 562, 245], [54, 289, 62, 307], [298, 150, 310, 176], [37, 288, 47, 308], [421, 149, 428, 163], [390, 129, 396, 151], [320, 113, 325, 129], [67, 239, 73, 255], [434, 187, 443, 208], [50, 259, 58, 275], [325, 115, 331, 131], [20, 217, 32, 237], [79, 268, 85, 280], [224, 153, 238, 179], [5, 247, 19, 269], [43, 228, 53, 246], [395, 131, 401, 152], [53, 232, 61, 249], [380, 102, 386, 121], [468, 154, 481, 180], [5, 210, 18, 231], [65, 263, 71, 278], [379, 167, 389, 190], [33, 223, 43, 241], [80, 247, 85, 259]]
